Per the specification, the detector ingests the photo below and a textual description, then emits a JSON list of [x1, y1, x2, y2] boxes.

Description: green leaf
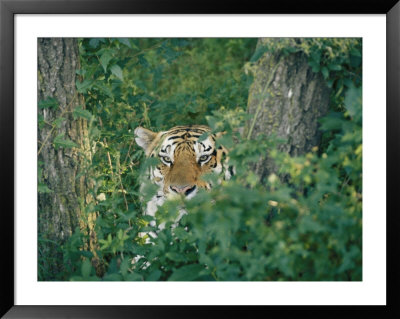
[[319, 112, 344, 131], [283, 46, 298, 54], [76, 79, 94, 93], [118, 38, 131, 48], [52, 117, 65, 128], [173, 227, 189, 240], [81, 259, 92, 279], [110, 64, 123, 81], [94, 83, 113, 98], [250, 45, 268, 62], [38, 183, 52, 193], [326, 79, 334, 88], [103, 273, 122, 281], [343, 78, 354, 88], [88, 38, 105, 48], [80, 251, 94, 259], [126, 273, 143, 281], [38, 98, 58, 109], [328, 64, 342, 71], [138, 55, 149, 68], [298, 215, 326, 234], [75, 69, 86, 76], [168, 264, 204, 281], [216, 134, 234, 149], [321, 66, 329, 79], [141, 215, 155, 223], [350, 48, 361, 57], [89, 126, 101, 139], [38, 114, 45, 129], [146, 269, 162, 281], [99, 51, 113, 73], [350, 54, 361, 68], [198, 132, 210, 142], [53, 133, 78, 150], [309, 61, 320, 72], [310, 50, 321, 64], [165, 252, 186, 262], [120, 258, 130, 277], [73, 106, 93, 121], [344, 86, 362, 119]]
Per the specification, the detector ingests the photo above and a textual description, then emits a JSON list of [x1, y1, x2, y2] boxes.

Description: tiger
[[134, 125, 233, 231]]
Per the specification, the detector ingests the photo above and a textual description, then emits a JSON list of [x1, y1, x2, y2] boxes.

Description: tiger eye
[[162, 156, 172, 163]]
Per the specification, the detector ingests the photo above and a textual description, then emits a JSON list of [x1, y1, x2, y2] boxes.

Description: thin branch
[[104, 139, 114, 177], [123, 139, 135, 166], [116, 155, 129, 211]]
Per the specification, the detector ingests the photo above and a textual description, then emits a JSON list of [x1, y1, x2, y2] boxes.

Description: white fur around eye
[[159, 139, 176, 165], [195, 137, 214, 162]]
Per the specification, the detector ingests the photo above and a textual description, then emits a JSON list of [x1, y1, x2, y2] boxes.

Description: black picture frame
[[1, 0, 399, 318]]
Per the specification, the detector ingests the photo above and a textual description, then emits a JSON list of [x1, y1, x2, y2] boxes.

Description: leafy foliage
[[37, 38, 362, 281]]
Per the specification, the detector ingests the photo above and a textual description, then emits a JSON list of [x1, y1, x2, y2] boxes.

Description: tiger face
[[135, 125, 230, 202]]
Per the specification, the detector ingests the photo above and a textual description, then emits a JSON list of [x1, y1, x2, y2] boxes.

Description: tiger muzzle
[[170, 185, 197, 196]]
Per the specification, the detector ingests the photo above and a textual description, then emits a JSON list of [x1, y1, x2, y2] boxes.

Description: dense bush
[[38, 38, 362, 281]]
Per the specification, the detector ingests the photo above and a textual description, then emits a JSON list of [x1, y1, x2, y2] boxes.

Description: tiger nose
[[170, 185, 196, 196]]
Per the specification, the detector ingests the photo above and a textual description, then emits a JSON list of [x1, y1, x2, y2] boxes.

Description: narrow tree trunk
[[37, 38, 95, 279], [246, 38, 331, 181]]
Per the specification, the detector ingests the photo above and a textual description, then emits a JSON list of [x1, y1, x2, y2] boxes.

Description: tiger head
[[135, 125, 231, 200]]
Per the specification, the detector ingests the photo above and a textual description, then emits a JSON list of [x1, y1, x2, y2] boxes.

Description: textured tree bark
[[37, 38, 98, 278], [246, 38, 331, 181]]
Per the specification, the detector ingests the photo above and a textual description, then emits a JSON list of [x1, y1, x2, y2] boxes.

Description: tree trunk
[[37, 38, 95, 279], [246, 38, 331, 181]]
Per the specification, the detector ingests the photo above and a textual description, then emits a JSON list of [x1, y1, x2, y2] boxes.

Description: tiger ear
[[134, 127, 157, 155]]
